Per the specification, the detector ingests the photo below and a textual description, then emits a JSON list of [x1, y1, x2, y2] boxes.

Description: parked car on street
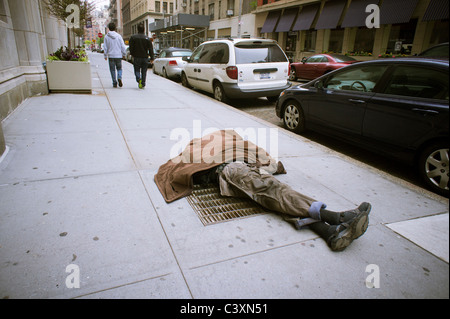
[[181, 38, 290, 103], [290, 54, 358, 81], [276, 57, 449, 196], [153, 47, 192, 80], [418, 42, 449, 58]]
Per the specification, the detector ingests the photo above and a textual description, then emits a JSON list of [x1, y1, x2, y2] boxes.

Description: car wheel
[[163, 68, 169, 78], [289, 67, 297, 81], [418, 142, 449, 196], [213, 82, 229, 103], [181, 72, 191, 88], [283, 100, 305, 133]]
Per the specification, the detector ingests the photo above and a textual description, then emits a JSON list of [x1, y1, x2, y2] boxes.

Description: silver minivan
[[181, 38, 291, 103]]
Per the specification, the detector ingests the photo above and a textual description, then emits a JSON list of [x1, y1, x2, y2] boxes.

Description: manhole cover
[[186, 184, 267, 226]]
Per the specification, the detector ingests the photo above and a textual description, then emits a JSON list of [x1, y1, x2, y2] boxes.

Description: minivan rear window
[[234, 43, 288, 64]]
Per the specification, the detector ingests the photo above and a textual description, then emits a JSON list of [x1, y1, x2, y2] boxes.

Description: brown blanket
[[154, 130, 285, 203]]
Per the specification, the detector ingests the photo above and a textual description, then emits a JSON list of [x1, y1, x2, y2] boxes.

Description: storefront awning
[[315, 0, 347, 30], [380, 0, 419, 25], [422, 0, 449, 21], [341, 0, 380, 28], [261, 10, 282, 33], [291, 3, 320, 31], [275, 7, 299, 32]]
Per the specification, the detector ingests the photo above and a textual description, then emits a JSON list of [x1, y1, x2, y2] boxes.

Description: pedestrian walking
[[103, 22, 127, 88], [129, 23, 155, 89], [155, 130, 371, 252]]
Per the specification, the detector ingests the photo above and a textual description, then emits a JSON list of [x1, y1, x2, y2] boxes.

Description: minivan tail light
[[169, 60, 178, 66], [226, 66, 238, 80]]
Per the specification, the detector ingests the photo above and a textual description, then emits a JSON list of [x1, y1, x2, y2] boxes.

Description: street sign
[[98, 33, 103, 38]]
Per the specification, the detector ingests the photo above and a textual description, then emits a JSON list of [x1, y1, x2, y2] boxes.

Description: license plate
[[260, 73, 271, 79]]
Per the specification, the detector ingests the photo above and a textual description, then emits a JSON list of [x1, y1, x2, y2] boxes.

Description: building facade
[[0, 0, 67, 157], [254, 0, 448, 62], [123, 0, 175, 44], [147, 0, 448, 60]]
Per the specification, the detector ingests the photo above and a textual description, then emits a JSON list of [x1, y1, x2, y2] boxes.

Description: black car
[[276, 57, 449, 196]]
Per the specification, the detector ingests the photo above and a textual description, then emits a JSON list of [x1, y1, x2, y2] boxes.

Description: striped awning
[[380, 0, 419, 25], [315, 0, 347, 30], [422, 0, 449, 21], [261, 10, 282, 33], [341, 0, 381, 28], [275, 7, 299, 32], [291, 3, 320, 31]]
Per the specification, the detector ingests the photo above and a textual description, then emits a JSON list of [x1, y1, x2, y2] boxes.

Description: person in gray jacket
[[103, 22, 127, 88]]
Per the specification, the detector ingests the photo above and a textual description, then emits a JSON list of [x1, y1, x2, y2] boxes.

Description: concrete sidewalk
[[0, 52, 448, 299]]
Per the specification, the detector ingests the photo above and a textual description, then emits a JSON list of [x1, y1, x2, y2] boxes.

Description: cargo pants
[[217, 162, 322, 227]]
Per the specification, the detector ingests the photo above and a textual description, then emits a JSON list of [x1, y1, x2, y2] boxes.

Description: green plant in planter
[[47, 46, 88, 62]]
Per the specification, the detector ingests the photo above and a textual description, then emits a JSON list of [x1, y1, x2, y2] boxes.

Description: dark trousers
[[133, 57, 148, 86]]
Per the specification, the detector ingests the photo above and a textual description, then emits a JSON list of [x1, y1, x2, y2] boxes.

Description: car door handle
[[348, 99, 366, 104], [412, 108, 439, 116]]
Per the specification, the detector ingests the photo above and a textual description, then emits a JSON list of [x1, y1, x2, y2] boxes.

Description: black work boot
[[310, 204, 371, 251], [320, 202, 371, 224]]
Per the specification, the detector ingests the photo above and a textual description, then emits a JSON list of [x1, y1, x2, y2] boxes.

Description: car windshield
[[234, 43, 288, 64], [330, 54, 357, 62], [170, 51, 192, 57]]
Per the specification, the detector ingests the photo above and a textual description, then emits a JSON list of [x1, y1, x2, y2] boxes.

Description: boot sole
[[329, 211, 369, 252]]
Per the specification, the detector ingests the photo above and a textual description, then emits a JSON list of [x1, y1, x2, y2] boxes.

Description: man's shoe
[[339, 202, 371, 240], [138, 79, 143, 89], [118, 79, 123, 87], [327, 209, 370, 252]]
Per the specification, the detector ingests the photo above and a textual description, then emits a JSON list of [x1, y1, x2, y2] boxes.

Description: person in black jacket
[[129, 24, 155, 89]]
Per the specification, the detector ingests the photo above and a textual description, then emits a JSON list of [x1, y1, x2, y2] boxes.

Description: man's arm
[[103, 37, 108, 60], [148, 39, 155, 61], [129, 36, 134, 57]]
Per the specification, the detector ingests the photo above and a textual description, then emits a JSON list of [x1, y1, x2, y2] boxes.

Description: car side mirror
[[314, 80, 324, 90], [301, 57, 307, 64], [182, 56, 191, 62]]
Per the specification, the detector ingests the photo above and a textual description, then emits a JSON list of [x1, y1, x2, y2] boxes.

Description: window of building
[[430, 19, 449, 46], [0, 0, 7, 23], [386, 19, 418, 55], [328, 28, 344, 53], [354, 27, 375, 53], [304, 30, 316, 52], [155, 1, 160, 13], [209, 3, 215, 21]]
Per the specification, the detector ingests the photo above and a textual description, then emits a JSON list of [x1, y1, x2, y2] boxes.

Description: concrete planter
[[46, 60, 92, 93]]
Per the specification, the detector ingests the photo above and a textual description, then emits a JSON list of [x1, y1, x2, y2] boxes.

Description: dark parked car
[[418, 42, 449, 58], [290, 54, 358, 81], [276, 57, 449, 196]]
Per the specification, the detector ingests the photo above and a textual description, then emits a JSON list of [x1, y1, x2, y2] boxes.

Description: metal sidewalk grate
[[186, 184, 266, 226]]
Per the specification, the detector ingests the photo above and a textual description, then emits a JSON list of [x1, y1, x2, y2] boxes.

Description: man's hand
[[104, 57, 107, 61]]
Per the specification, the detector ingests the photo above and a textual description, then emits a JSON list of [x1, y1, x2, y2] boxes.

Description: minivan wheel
[[289, 67, 297, 81], [283, 101, 305, 133], [418, 142, 449, 196], [213, 82, 228, 103], [181, 72, 191, 88]]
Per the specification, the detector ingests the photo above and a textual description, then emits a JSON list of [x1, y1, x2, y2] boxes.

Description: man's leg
[[134, 59, 141, 84], [108, 58, 117, 87], [115, 58, 123, 87], [219, 162, 371, 251], [219, 162, 315, 218], [141, 58, 148, 87]]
